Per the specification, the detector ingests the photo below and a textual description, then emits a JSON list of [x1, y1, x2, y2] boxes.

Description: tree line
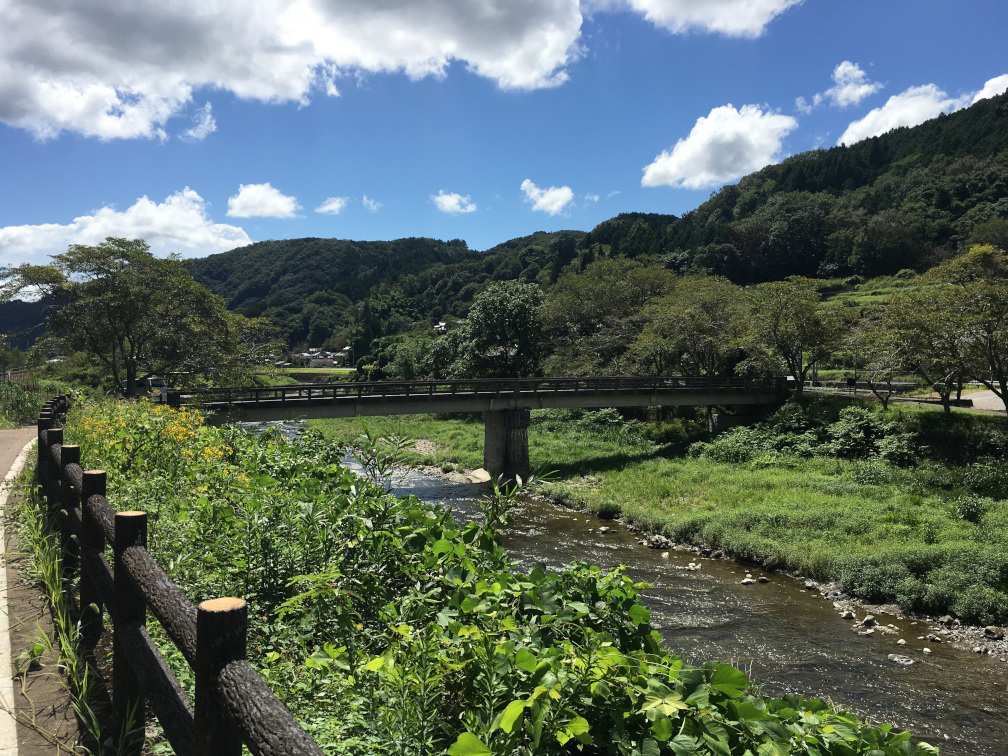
[[362, 244, 1008, 415]]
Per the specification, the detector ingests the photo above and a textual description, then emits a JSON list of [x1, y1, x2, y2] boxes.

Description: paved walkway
[[962, 389, 1006, 412], [0, 427, 40, 756]]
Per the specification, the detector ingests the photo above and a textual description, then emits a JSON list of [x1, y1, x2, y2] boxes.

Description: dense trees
[[542, 258, 675, 375], [630, 275, 747, 376], [745, 278, 848, 394], [0, 238, 274, 391]]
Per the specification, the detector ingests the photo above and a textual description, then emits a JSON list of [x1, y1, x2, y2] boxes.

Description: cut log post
[[195, 597, 247, 756], [80, 470, 107, 645], [114, 511, 148, 756]]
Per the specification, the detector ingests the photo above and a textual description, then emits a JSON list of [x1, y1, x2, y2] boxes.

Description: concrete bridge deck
[[176, 376, 787, 419], [174, 376, 789, 480]]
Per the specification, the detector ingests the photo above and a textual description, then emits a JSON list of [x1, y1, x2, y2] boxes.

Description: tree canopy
[[0, 238, 276, 391]]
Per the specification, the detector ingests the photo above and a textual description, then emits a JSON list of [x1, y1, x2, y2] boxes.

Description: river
[[379, 464, 1008, 756]]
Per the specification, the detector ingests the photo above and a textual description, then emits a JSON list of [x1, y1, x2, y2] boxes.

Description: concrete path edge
[[0, 435, 37, 756]]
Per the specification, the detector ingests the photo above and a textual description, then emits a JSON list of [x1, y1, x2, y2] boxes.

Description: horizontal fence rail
[[175, 375, 788, 409], [35, 395, 323, 756]]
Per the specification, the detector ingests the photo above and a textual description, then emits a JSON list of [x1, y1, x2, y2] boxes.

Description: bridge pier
[[483, 409, 530, 484]]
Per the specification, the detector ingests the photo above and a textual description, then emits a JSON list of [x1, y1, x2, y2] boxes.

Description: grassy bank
[[310, 400, 1008, 625]]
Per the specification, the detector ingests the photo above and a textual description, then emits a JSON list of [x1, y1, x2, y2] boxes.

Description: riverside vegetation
[[312, 397, 1008, 627], [21, 396, 937, 755]]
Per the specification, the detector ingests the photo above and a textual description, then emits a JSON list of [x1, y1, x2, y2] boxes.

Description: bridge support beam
[[483, 409, 530, 484]]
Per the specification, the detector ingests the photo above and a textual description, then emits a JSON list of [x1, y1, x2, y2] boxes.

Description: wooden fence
[[35, 395, 323, 756]]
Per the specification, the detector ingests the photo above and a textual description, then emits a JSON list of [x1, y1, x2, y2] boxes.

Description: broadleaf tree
[[0, 238, 278, 392], [931, 244, 1008, 414], [745, 276, 847, 394]]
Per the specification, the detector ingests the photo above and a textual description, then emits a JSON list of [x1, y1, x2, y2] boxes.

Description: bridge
[[173, 376, 789, 482]]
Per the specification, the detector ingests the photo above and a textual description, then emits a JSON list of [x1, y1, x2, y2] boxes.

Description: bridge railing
[[35, 395, 322, 756], [175, 375, 784, 406]]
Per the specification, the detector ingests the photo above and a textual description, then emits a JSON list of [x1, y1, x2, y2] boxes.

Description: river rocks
[[887, 653, 914, 666], [661, 551, 669, 559], [741, 577, 755, 585], [973, 646, 985, 653], [840, 610, 854, 620], [758, 576, 769, 583], [922, 647, 932, 655], [803, 581, 816, 590], [686, 562, 702, 571], [938, 615, 954, 627], [597, 526, 610, 535], [983, 626, 1005, 640], [897, 638, 907, 646], [646, 534, 673, 549], [926, 633, 943, 643], [862, 614, 877, 627]]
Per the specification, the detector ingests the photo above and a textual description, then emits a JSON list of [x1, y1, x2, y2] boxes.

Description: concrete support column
[[483, 409, 531, 483]]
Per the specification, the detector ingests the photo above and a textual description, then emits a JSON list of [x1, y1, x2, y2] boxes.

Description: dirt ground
[[0, 427, 82, 755]]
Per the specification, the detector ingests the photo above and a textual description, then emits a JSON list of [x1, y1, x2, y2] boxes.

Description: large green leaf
[[447, 733, 492, 756]]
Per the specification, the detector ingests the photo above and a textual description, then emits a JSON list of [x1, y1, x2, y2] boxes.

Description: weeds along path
[[0, 426, 48, 754]]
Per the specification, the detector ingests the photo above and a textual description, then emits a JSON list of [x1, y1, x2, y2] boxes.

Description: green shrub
[[642, 417, 709, 448], [699, 427, 762, 463], [876, 432, 918, 466], [837, 557, 912, 603], [955, 494, 990, 523], [826, 407, 890, 458]]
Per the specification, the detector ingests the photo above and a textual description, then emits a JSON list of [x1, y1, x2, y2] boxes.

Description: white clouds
[[797, 61, 881, 114], [363, 195, 383, 213], [822, 61, 882, 108], [521, 179, 575, 215], [589, 0, 802, 37], [0, 0, 585, 140], [315, 196, 349, 215], [432, 191, 477, 214], [226, 183, 300, 218], [182, 102, 216, 141], [642, 104, 797, 190], [973, 74, 1008, 104], [837, 84, 971, 146], [0, 188, 251, 264], [0, 0, 807, 141]]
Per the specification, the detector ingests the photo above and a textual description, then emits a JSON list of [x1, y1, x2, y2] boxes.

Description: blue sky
[[1, 0, 1006, 266]]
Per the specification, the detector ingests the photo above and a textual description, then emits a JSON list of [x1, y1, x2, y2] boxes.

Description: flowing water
[[375, 464, 1008, 756]]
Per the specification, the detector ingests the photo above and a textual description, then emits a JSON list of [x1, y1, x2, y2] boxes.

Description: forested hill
[[584, 90, 1008, 282], [184, 231, 584, 349]]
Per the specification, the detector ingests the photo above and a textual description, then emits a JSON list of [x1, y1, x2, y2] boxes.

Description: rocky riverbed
[[634, 528, 1008, 662]]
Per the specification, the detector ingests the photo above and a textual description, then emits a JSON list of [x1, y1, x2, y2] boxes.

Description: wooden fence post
[[114, 511, 147, 756], [195, 597, 247, 756], [44, 428, 63, 513], [37, 414, 52, 484], [80, 470, 107, 645], [59, 443, 80, 570]]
